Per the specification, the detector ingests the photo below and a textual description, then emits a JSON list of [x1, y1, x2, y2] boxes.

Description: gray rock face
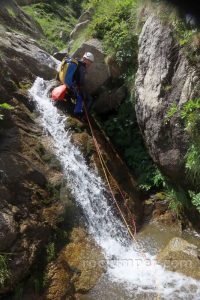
[[72, 39, 110, 94], [135, 15, 200, 185]]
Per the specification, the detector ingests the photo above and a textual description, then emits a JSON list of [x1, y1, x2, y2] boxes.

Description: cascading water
[[29, 77, 200, 300]]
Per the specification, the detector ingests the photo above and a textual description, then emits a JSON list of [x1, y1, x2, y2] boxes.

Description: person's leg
[[74, 93, 83, 114]]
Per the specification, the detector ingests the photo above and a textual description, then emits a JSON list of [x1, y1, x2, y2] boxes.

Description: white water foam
[[29, 78, 200, 300]]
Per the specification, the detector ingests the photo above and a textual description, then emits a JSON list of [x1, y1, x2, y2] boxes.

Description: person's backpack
[[58, 57, 79, 87]]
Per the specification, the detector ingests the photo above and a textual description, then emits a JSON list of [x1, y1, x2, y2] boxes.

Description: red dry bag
[[51, 84, 67, 101]]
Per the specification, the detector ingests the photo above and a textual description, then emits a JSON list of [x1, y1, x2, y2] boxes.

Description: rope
[[83, 102, 161, 299], [83, 102, 140, 245]]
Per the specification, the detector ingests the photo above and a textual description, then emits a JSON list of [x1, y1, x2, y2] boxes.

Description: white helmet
[[83, 52, 94, 62]]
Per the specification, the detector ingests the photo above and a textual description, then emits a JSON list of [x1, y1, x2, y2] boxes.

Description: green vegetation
[[180, 98, 200, 216], [165, 102, 178, 123], [181, 99, 200, 185], [19, 80, 32, 91], [0, 254, 10, 287], [22, 1, 77, 53], [162, 98, 200, 214], [46, 242, 56, 262], [0, 103, 14, 120], [172, 18, 200, 63], [6, 7, 16, 18], [98, 94, 163, 192], [189, 191, 200, 212], [83, 0, 139, 76]]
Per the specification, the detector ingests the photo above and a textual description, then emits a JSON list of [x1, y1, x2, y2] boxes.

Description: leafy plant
[[166, 186, 189, 215], [181, 99, 200, 186], [0, 102, 14, 120], [165, 102, 178, 123], [189, 191, 200, 212]]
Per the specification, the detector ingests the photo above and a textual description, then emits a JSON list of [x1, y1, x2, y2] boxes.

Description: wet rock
[[71, 132, 95, 157], [60, 228, 105, 293], [72, 39, 110, 94], [44, 228, 105, 299], [157, 237, 200, 280], [45, 261, 73, 300]]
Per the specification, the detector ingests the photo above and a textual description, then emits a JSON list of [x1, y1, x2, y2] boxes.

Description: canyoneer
[[52, 52, 94, 118]]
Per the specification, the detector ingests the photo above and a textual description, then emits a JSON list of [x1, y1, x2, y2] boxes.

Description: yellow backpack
[[58, 57, 79, 85]]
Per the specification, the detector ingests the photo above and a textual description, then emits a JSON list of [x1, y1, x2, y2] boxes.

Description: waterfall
[[29, 77, 200, 300]]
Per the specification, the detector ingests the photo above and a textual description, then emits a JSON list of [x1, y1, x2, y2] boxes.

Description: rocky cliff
[[135, 13, 200, 190]]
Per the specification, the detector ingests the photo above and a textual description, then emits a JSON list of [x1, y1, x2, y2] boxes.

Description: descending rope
[[83, 102, 138, 242]]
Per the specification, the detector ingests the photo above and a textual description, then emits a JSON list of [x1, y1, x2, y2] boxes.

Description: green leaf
[[0, 103, 14, 110]]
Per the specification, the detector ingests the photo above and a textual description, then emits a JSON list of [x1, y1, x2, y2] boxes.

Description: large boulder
[[0, 31, 58, 99], [135, 14, 200, 187], [157, 237, 200, 280], [44, 228, 105, 299], [72, 39, 110, 94]]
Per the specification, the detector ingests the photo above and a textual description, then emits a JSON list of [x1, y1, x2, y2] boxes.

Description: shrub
[[189, 191, 200, 212], [181, 99, 200, 186]]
